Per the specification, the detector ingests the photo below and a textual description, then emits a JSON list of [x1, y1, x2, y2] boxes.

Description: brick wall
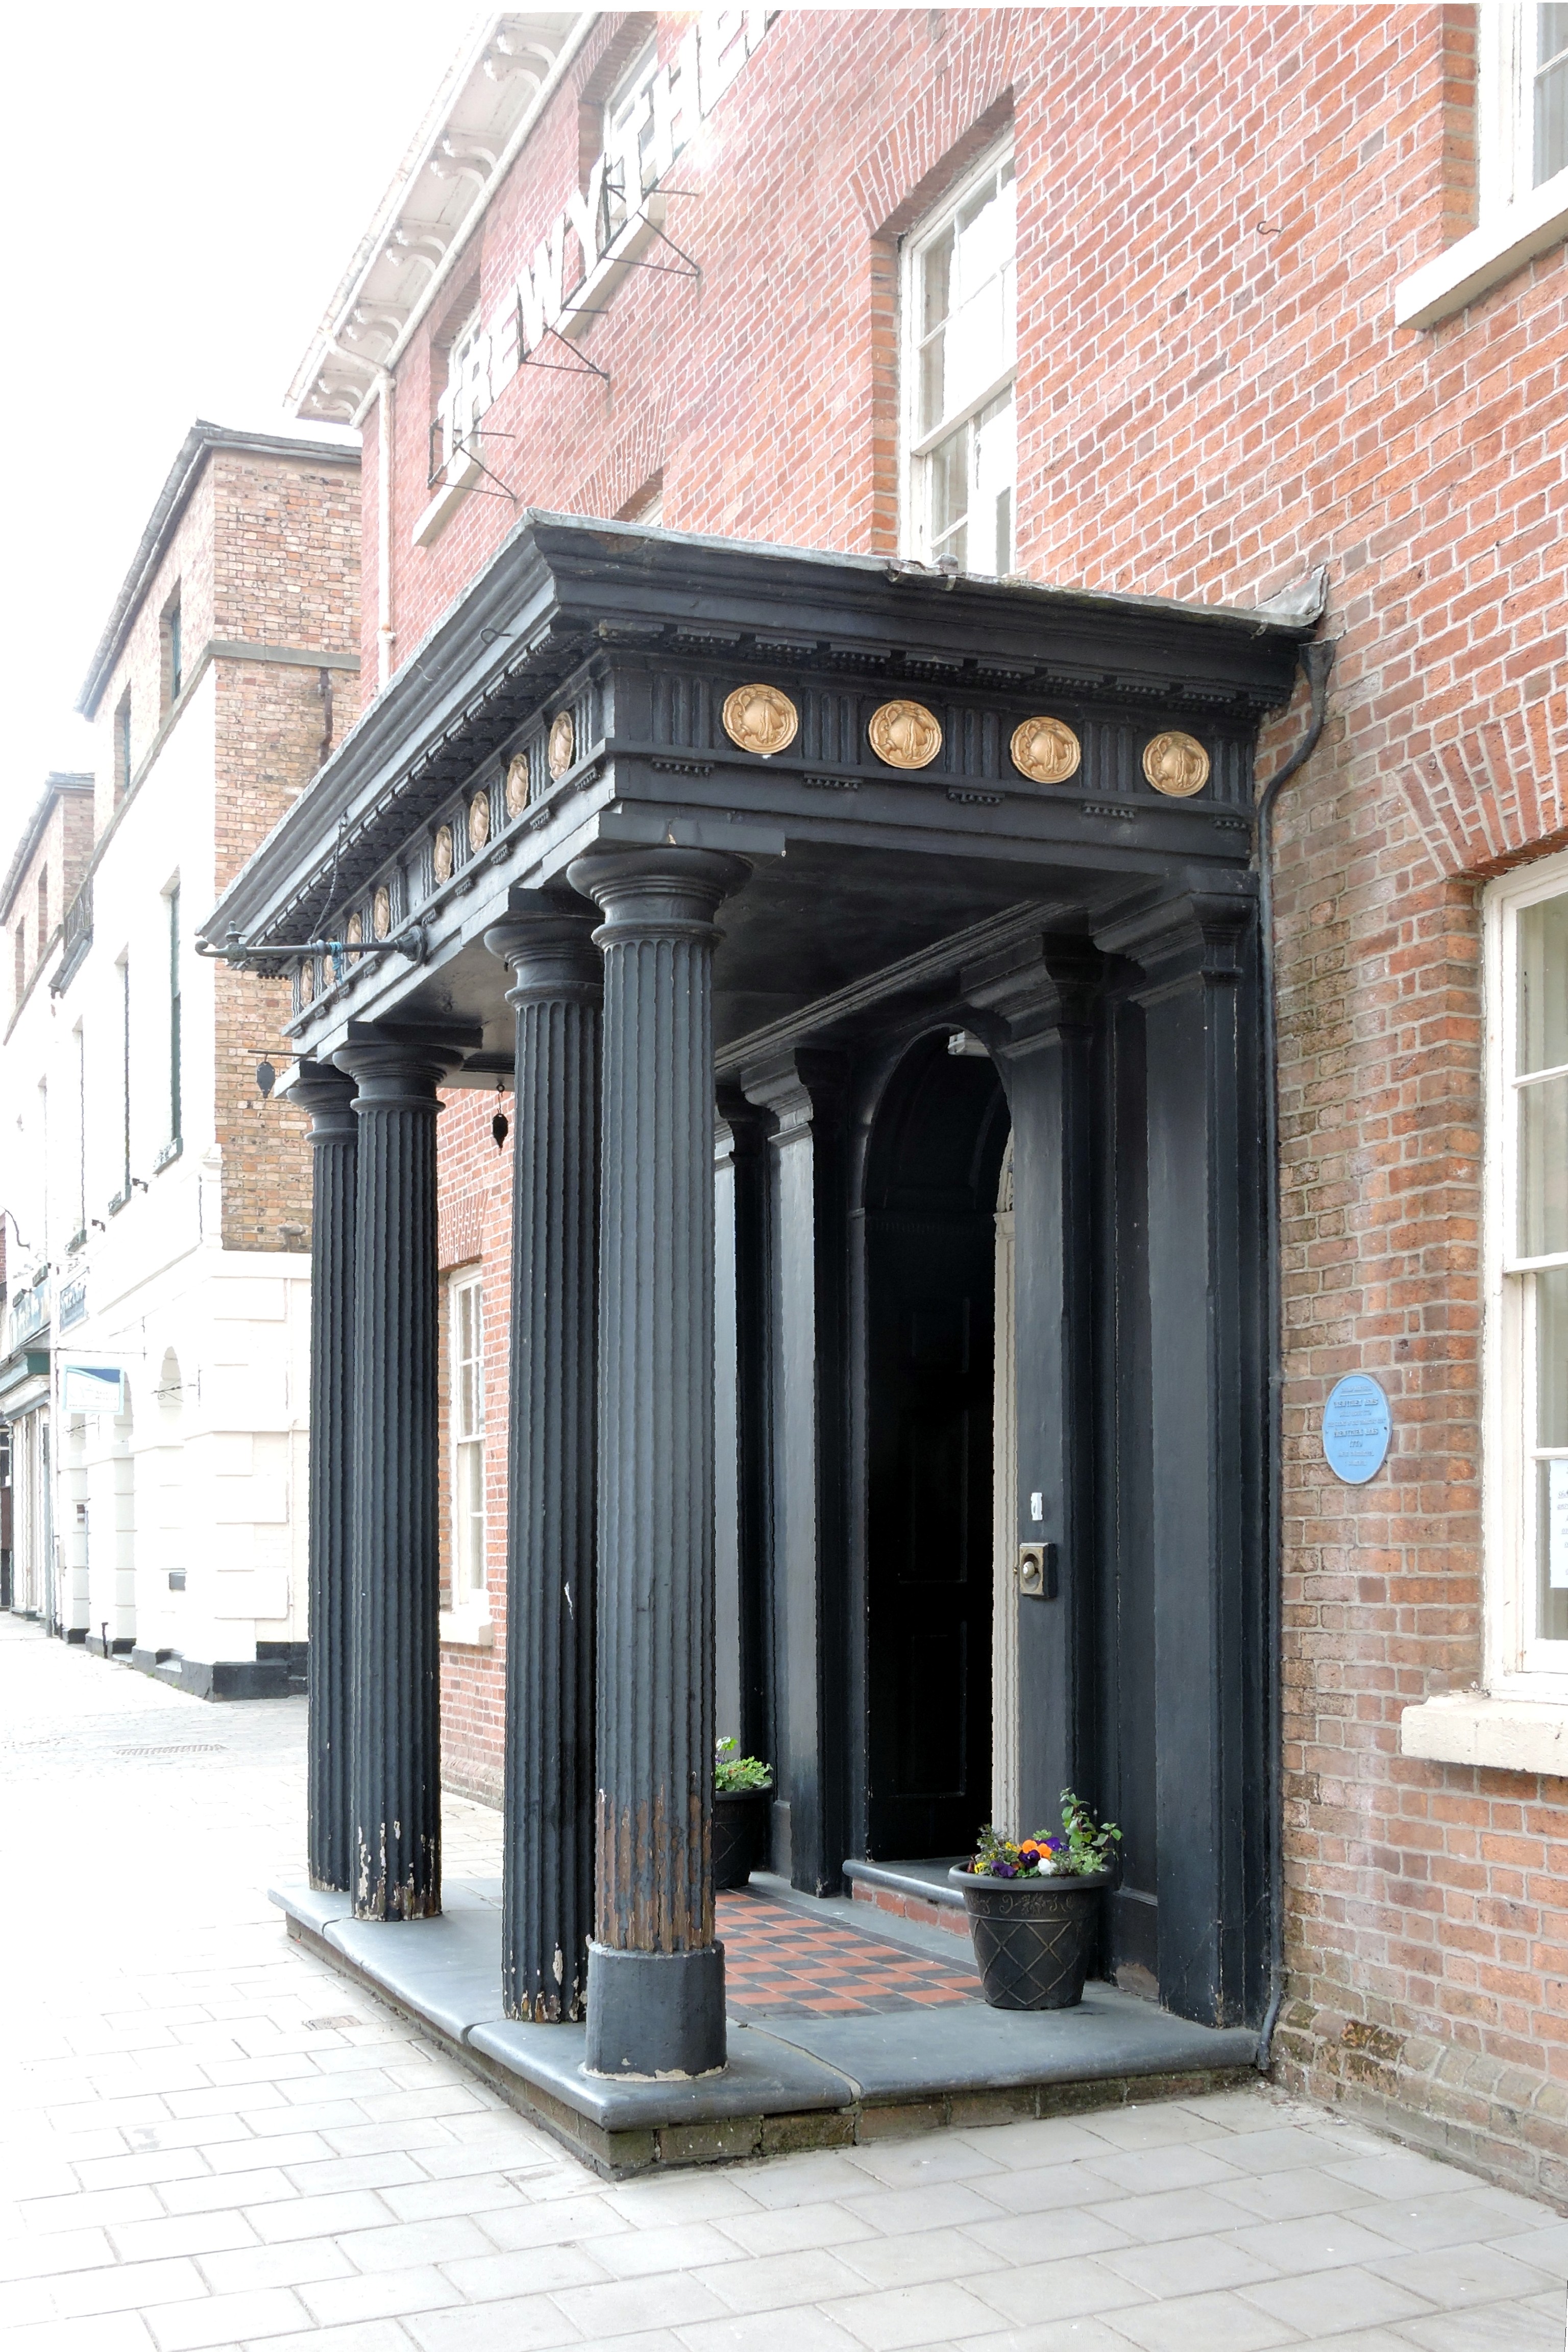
[[435, 1088, 510, 1807], [368, 5, 1568, 2181], [83, 444, 361, 1253]]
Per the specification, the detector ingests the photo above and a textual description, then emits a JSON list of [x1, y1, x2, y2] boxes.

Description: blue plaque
[[1322, 1373, 1391, 1484]]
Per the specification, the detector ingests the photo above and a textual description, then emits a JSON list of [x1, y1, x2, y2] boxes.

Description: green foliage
[[715, 1735, 773, 1793]]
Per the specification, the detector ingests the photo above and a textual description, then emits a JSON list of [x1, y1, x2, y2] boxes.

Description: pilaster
[[1095, 888, 1264, 2027]]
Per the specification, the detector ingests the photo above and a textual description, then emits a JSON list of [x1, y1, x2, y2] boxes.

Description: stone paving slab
[[4, 1616, 1568, 2352]]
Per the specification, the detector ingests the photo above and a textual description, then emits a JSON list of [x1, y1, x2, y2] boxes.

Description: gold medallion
[[868, 698, 942, 770], [548, 710, 576, 779], [469, 792, 491, 852], [372, 885, 392, 940], [505, 751, 529, 815], [1010, 716, 1082, 786], [300, 958, 315, 1002], [432, 824, 454, 883], [345, 909, 363, 946], [1143, 730, 1211, 798], [722, 682, 798, 758]]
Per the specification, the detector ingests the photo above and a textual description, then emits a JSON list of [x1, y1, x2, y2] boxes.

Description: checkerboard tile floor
[[717, 1886, 983, 2014]]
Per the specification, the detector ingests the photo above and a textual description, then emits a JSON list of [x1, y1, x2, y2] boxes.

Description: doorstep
[[273, 1876, 1259, 2179], [844, 1855, 971, 1935]]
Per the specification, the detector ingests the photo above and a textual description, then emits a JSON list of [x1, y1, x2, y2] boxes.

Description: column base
[[584, 1942, 728, 2079]]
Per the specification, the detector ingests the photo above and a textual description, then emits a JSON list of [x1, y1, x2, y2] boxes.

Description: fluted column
[[484, 892, 601, 2021], [293, 1059, 358, 1894], [568, 844, 750, 2079], [333, 1032, 448, 1922]]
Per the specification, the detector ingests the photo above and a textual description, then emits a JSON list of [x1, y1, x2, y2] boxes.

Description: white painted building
[[0, 422, 361, 1693]]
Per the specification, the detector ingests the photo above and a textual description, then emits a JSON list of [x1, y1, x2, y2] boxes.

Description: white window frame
[[1484, 846, 1568, 1697], [899, 141, 1016, 577], [1397, 5, 1568, 327], [448, 1269, 487, 1611]]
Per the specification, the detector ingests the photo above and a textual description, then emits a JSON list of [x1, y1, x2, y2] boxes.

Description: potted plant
[[713, 1737, 773, 1890], [950, 1791, 1121, 2011]]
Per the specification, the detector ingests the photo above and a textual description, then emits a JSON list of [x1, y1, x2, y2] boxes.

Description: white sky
[[0, 1, 483, 865]]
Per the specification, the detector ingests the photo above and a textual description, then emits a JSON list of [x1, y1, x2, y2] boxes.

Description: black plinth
[[569, 846, 749, 2079]]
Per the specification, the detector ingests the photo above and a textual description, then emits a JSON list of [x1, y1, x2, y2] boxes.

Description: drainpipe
[[1255, 632, 1336, 2074], [376, 370, 395, 689]]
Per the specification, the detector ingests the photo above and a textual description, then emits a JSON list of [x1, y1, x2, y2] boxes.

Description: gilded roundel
[[1010, 716, 1082, 786], [372, 884, 392, 940], [299, 958, 316, 1003], [868, 698, 942, 770], [345, 908, 363, 946], [548, 709, 576, 779], [469, 792, 492, 853], [721, 682, 798, 759], [505, 752, 530, 816], [432, 824, 454, 883], [1142, 730, 1211, 798]]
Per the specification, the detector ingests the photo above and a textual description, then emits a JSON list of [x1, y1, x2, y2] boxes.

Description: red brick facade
[[352, 8, 1568, 2184]]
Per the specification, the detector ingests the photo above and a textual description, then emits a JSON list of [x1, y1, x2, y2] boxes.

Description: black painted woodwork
[[713, 1092, 774, 1790], [293, 1059, 357, 1894], [739, 1050, 851, 1895], [485, 893, 601, 2022], [966, 937, 1102, 1836], [208, 512, 1310, 2034], [570, 845, 749, 2078], [1099, 889, 1267, 2027], [334, 1033, 449, 1922], [863, 1036, 1009, 1858]]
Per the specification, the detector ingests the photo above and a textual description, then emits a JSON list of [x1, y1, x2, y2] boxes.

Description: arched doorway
[[863, 1032, 1010, 1857]]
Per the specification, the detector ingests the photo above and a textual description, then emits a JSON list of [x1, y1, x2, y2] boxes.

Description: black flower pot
[[949, 1866, 1113, 2010], [713, 1787, 772, 1890]]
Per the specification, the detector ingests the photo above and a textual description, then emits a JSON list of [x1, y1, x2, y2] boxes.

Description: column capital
[[962, 935, 1104, 1057], [1095, 889, 1253, 993], [484, 887, 602, 1008], [739, 1046, 849, 1137], [567, 845, 751, 942], [334, 1023, 474, 1106], [289, 1058, 358, 1144]]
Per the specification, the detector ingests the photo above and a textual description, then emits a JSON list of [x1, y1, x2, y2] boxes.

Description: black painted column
[[1096, 888, 1265, 2027], [713, 1089, 774, 1797], [568, 844, 750, 2078], [484, 894, 601, 2022], [333, 1032, 448, 1922], [293, 1059, 358, 1894], [966, 938, 1101, 1827], [739, 1049, 849, 1896]]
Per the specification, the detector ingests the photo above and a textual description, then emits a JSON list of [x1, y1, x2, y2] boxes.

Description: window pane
[[455, 1440, 485, 1592], [1537, 1458, 1568, 1636], [971, 390, 1016, 575], [1536, 1266, 1568, 1446], [1517, 892, 1568, 1073], [921, 227, 953, 337], [1520, 1073, 1568, 1255], [927, 420, 969, 561], [1537, 41, 1568, 184], [919, 327, 946, 436]]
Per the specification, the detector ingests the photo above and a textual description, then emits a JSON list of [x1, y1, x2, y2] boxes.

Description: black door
[[864, 1037, 1008, 1857]]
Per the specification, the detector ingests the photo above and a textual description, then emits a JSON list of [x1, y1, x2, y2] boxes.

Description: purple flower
[[1045, 1835, 1066, 1851], [989, 1860, 1019, 1878]]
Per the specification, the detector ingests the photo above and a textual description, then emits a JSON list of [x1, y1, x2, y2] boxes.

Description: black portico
[[208, 514, 1311, 2084]]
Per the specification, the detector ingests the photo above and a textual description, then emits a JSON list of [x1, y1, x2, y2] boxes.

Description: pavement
[[3, 1613, 1567, 2352]]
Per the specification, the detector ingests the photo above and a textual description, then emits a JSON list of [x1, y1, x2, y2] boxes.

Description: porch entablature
[[202, 514, 1311, 1068]]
